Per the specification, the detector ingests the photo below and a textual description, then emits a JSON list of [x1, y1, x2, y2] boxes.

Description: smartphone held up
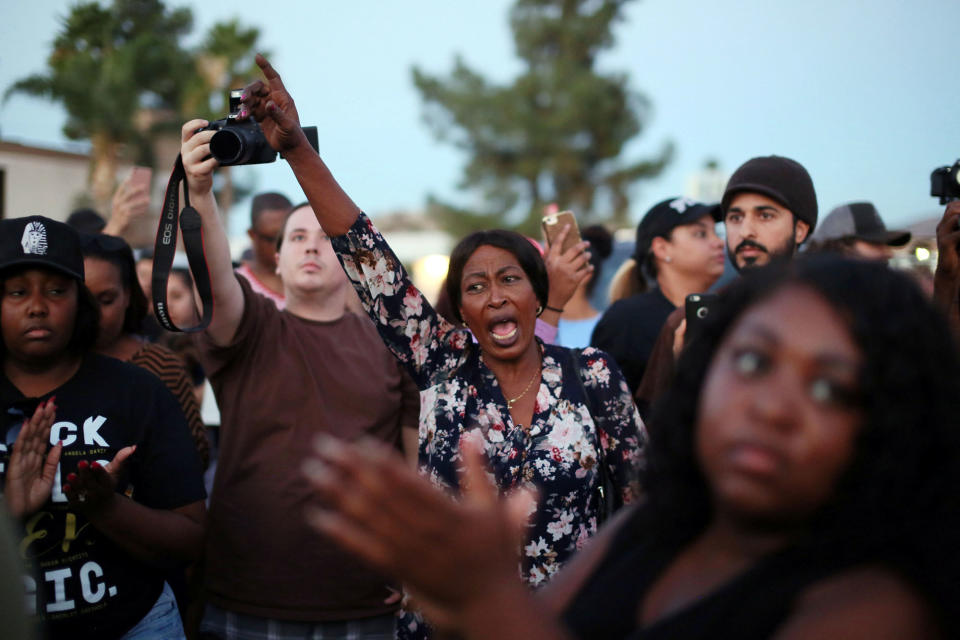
[[542, 210, 582, 254]]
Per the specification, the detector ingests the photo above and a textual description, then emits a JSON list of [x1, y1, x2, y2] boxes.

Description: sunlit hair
[[607, 258, 643, 303], [445, 230, 549, 324], [638, 254, 960, 626]]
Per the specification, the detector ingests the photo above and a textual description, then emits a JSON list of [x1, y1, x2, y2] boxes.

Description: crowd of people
[[2, 52, 959, 640]]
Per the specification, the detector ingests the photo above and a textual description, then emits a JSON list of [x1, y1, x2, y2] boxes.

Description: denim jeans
[[121, 582, 186, 639]]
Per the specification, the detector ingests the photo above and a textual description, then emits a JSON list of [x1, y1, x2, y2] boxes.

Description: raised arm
[[236, 55, 468, 387], [179, 120, 246, 345], [238, 54, 361, 237]]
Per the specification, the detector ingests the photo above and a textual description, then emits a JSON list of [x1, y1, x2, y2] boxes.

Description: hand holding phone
[[106, 166, 153, 236], [685, 293, 718, 338], [542, 210, 582, 255]]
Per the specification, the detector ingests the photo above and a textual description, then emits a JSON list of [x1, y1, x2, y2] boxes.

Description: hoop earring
[[536, 305, 544, 316]]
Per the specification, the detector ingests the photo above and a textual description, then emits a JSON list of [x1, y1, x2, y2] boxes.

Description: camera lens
[[210, 129, 244, 165]]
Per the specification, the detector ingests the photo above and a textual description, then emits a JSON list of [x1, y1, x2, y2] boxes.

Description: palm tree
[[5, 0, 194, 211]]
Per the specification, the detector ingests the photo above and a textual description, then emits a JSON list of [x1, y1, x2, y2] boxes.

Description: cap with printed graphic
[[0, 216, 85, 280], [810, 202, 911, 247], [633, 196, 722, 262]]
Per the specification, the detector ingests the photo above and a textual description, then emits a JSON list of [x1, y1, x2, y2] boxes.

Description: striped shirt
[[130, 342, 210, 469]]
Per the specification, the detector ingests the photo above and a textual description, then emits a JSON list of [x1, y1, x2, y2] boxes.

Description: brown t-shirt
[[196, 277, 420, 621]]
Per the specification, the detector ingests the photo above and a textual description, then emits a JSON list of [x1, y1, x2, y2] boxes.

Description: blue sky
[[2, 0, 959, 234]]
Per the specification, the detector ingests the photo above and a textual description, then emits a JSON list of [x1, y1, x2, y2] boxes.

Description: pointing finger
[[255, 53, 286, 90]]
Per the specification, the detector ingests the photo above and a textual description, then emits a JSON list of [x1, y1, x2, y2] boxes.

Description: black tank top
[[561, 510, 847, 639]]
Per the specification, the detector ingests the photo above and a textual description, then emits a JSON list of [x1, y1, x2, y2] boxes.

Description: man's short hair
[[250, 192, 292, 227]]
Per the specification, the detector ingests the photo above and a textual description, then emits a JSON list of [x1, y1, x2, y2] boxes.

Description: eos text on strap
[[151, 155, 214, 333]]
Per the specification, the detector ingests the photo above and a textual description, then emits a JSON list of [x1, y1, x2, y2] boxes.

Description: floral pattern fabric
[[332, 214, 646, 631]]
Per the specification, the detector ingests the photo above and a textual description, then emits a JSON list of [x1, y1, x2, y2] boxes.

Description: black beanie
[[721, 156, 818, 234]]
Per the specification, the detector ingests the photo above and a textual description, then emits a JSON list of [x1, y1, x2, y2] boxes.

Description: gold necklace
[[505, 364, 541, 409]]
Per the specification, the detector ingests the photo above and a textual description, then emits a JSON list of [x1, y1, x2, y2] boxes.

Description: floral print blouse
[[332, 213, 646, 586]]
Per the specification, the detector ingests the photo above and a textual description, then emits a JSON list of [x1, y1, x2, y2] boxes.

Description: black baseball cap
[[634, 197, 722, 262], [0, 216, 85, 281], [810, 202, 911, 247]]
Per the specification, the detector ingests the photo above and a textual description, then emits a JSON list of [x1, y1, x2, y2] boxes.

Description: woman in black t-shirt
[[0, 216, 206, 639]]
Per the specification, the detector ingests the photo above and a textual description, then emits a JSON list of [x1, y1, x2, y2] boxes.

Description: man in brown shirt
[[180, 120, 419, 639]]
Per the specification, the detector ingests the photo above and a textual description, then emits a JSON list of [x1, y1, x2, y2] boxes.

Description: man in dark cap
[[721, 155, 818, 270], [807, 201, 911, 260], [635, 155, 819, 414]]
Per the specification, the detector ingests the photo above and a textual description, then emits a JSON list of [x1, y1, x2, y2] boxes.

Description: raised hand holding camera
[[202, 84, 319, 165], [153, 54, 324, 333]]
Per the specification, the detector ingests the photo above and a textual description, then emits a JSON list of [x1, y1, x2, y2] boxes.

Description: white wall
[[0, 142, 90, 222]]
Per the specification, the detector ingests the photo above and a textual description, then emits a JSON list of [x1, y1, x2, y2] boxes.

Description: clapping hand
[[63, 445, 137, 517], [5, 398, 61, 519], [302, 434, 537, 630]]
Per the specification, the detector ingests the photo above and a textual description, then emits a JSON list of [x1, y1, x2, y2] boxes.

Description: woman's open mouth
[[489, 319, 519, 346]]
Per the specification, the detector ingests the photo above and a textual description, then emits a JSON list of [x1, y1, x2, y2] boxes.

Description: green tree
[[4, 0, 194, 210], [182, 19, 265, 122], [414, 0, 671, 236]]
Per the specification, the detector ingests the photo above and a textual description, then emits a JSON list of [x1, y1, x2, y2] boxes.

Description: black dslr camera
[[200, 89, 319, 166], [931, 160, 960, 204]]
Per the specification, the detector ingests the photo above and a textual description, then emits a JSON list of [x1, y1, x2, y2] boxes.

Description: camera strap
[[151, 154, 214, 333]]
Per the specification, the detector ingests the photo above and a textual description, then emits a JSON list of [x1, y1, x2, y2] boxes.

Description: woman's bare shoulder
[[774, 565, 941, 640]]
